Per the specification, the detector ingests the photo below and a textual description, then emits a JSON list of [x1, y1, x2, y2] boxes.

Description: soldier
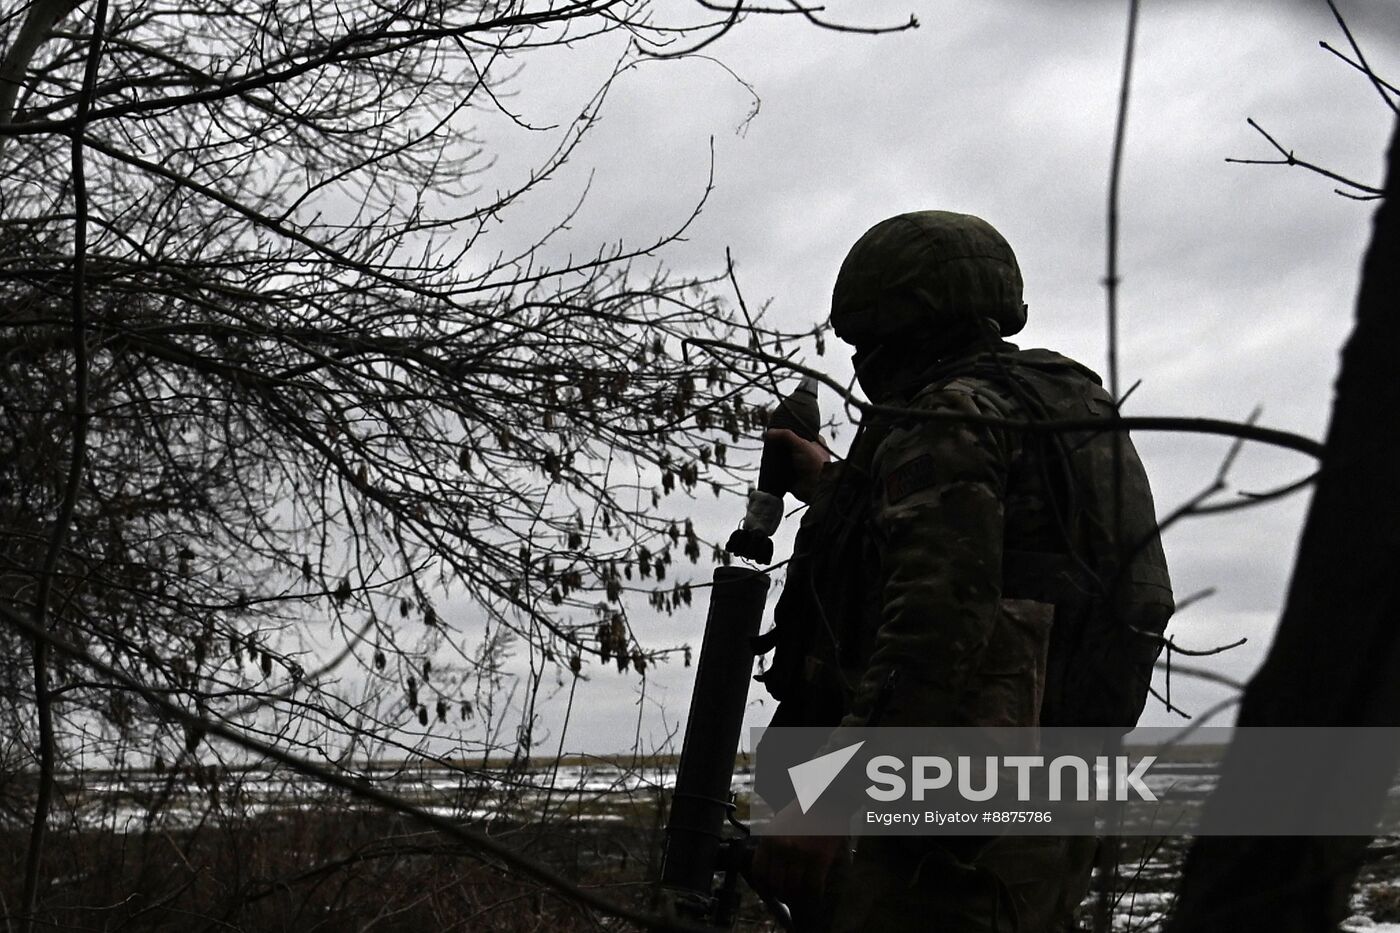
[[749, 211, 1173, 931]]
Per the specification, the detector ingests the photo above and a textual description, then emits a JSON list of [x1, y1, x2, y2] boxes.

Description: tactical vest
[[753, 419, 887, 726], [754, 348, 1174, 731]]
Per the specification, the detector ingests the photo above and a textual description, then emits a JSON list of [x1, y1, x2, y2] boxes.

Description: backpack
[[981, 354, 1175, 729]]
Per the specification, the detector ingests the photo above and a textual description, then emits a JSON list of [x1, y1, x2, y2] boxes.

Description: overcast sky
[[413, 0, 1398, 755]]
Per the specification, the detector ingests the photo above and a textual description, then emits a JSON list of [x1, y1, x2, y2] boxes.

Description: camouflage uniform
[[757, 212, 1171, 932]]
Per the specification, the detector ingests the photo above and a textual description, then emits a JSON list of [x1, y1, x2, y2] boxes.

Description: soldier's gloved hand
[[749, 801, 845, 913], [762, 429, 831, 504]]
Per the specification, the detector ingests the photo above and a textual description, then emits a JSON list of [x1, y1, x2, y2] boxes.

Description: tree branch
[[19, 2, 106, 928], [0, 0, 82, 141]]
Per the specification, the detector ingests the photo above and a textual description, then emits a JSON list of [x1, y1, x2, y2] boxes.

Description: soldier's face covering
[[852, 330, 969, 402], [852, 342, 929, 403], [851, 344, 891, 401], [850, 315, 1008, 403]]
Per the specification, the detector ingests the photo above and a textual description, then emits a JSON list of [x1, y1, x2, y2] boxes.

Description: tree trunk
[[0, 0, 81, 134], [1169, 115, 1400, 932]]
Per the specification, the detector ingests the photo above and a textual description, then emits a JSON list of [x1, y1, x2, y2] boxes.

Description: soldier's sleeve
[[841, 380, 1014, 728]]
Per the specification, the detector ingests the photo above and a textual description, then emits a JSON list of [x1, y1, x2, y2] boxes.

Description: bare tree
[[0, 0, 915, 929]]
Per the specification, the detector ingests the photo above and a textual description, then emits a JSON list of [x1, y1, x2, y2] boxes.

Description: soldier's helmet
[[829, 211, 1027, 348]]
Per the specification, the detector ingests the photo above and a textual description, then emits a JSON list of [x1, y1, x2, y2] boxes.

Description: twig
[[1133, 408, 1262, 556], [778, 0, 917, 35], [1145, 654, 1249, 723], [1153, 659, 1245, 692], [1164, 635, 1248, 659], [725, 246, 786, 403], [637, 1, 745, 60], [1325, 0, 1398, 114], [1189, 470, 1318, 516], [1097, 5, 1140, 929], [1227, 117, 1383, 197], [637, 0, 914, 58], [1173, 587, 1217, 614], [1118, 377, 1143, 408], [1319, 42, 1400, 102], [1104, 0, 1139, 407]]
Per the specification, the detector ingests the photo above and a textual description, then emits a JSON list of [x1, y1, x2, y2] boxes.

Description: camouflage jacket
[[758, 342, 1171, 732]]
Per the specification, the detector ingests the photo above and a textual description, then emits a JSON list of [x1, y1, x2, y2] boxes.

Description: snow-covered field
[[33, 762, 1400, 931]]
